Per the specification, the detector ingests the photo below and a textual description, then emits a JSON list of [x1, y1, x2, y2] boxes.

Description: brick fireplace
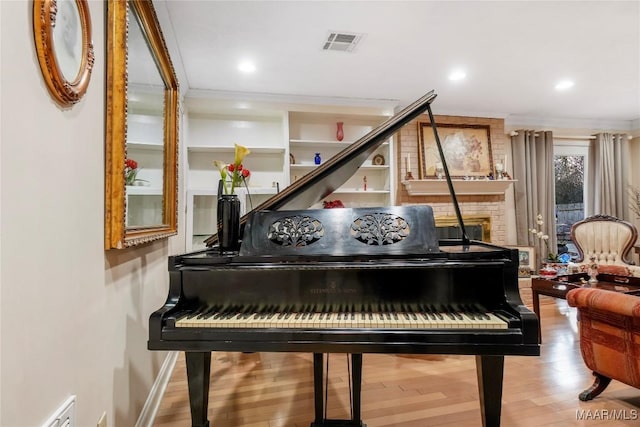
[[396, 114, 512, 246], [435, 214, 492, 242]]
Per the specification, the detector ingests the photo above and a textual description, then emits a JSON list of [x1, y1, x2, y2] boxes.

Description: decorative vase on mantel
[[336, 122, 344, 141], [217, 193, 241, 254]]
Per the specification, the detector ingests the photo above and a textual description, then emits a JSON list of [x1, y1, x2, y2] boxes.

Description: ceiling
[[154, 0, 640, 130]]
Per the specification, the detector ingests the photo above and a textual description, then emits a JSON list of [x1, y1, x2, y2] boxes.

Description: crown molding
[[505, 114, 637, 132]]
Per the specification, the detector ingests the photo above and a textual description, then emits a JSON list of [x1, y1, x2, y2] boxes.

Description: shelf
[[332, 189, 390, 194], [290, 164, 388, 170], [290, 140, 389, 149], [188, 186, 279, 196], [402, 179, 516, 196], [126, 186, 163, 195], [127, 141, 163, 150], [187, 146, 285, 154]]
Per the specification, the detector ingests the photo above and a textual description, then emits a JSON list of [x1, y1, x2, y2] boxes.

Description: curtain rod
[[509, 131, 630, 140]]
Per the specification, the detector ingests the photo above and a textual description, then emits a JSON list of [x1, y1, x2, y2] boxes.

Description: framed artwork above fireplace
[[418, 122, 493, 179]]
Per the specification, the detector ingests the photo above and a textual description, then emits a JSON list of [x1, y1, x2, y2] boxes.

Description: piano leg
[[186, 351, 211, 427], [311, 353, 366, 427], [476, 355, 504, 427], [313, 353, 324, 425], [351, 353, 363, 425]]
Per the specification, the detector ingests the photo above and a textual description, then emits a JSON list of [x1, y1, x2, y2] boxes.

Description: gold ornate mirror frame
[[33, 0, 95, 107], [105, 0, 179, 249]]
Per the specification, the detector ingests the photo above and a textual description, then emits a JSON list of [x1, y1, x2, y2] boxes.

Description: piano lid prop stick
[[426, 104, 470, 245]]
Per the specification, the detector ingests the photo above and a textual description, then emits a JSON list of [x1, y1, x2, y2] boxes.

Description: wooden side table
[[531, 273, 640, 342]]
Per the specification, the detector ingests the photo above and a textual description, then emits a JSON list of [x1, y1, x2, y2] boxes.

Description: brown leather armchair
[[566, 287, 640, 400]]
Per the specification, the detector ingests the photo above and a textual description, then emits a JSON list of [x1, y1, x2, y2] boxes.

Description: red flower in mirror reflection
[[125, 158, 141, 185]]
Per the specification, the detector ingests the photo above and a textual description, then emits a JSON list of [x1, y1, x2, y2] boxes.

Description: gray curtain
[[588, 133, 629, 219], [512, 130, 556, 262]]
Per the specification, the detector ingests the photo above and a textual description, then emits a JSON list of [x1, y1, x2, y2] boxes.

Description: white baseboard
[[135, 351, 179, 427]]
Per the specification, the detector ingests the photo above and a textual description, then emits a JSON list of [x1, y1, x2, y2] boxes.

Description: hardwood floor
[[153, 297, 640, 426]]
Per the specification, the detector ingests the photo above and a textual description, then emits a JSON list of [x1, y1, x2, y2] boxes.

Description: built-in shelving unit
[[288, 111, 392, 208], [182, 98, 397, 251], [125, 108, 165, 228], [183, 98, 289, 251]]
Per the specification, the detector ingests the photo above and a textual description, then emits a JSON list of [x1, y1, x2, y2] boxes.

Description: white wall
[[1, 2, 184, 426]]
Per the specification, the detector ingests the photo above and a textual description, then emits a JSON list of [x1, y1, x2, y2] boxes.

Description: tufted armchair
[[569, 214, 640, 278], [567, 287, 640, 400]]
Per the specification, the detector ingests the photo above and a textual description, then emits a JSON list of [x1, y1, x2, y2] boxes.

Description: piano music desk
[[531, 273, 640, 342]]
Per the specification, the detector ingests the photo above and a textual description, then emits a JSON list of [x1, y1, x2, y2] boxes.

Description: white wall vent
[[322, 32, 364, 52]]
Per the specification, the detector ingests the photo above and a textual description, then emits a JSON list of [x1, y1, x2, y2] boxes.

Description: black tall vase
[[217, 194, 241, 254]]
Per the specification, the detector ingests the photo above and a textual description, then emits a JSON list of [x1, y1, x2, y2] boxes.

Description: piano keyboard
[[174, 304, 508, 329]]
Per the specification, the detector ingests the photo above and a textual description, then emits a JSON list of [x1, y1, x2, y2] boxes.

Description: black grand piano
[[148, 91, 540, 427]]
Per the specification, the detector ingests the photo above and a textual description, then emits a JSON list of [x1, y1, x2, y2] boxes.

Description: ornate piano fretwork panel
[[268, 215, 324, 247], [351, 213, 410, 246]]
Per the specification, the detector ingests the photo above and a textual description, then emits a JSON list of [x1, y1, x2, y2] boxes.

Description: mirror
[[105, 0, 178, 249]]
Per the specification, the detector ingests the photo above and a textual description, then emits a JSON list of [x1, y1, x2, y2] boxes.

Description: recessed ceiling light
[[449, 70, 466, 81], [555, 80, 574, 90], [238, 61, 256, 73]]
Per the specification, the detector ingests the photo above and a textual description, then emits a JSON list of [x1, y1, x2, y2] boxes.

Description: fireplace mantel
[[402, 179, 516, 196]]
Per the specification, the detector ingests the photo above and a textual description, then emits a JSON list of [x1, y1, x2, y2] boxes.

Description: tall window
[[554, 142, 589, 260]]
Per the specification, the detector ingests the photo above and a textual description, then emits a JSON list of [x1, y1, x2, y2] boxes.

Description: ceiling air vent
[[322, 32, 364, 52]]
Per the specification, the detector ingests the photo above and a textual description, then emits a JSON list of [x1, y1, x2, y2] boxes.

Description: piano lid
[[204, 90, 438, 247]]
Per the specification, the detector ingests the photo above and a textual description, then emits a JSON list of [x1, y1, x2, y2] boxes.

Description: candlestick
[[435, 162, 444, 180], [406, 155, 411, 172]]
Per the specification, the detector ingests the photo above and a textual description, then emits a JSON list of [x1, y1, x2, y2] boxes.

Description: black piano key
[[428, 304, 444, 320], [408, 304, 418, 320], [253, 305, 268, 320], [420, 304, 432, 320], [401, 304, 410, 320], [187, 305, 209, 319], [324, 305, 332, 321], [390, 304, 399, 320], [264, 305, 277, 319], [441, 305, 456, 321], [384, 303, 391, 320], [307, 304, 317, 321], [458, 304, 473, 320], [318, 304, 325, 320], [448, 304, 463, 320], [416, 304, 429, 320], [277, 305, 290, 319]]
